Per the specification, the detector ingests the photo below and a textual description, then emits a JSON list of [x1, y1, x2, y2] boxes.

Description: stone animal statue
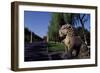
[[59, 24, 88, 59]]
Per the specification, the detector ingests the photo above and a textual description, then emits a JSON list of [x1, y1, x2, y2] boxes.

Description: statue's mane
[[59, 24, 78, 40], [65, 25, 77, 37]]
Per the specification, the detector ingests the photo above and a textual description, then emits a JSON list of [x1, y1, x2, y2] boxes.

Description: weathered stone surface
[[59, 24, 90, 59]]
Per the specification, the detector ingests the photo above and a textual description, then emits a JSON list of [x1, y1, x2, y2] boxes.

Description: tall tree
[[63, 13, 74, 25], [73, 14, 89, 44], [48, 13, 65, 42]]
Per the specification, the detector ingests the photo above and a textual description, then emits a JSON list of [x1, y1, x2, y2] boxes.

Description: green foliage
[[48, 13, 65, 42], [47, 42, 65, 52], [63, 13, 73, 25]]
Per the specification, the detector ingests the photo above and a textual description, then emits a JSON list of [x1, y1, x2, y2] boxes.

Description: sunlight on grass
[[47, 41, 65, 52]]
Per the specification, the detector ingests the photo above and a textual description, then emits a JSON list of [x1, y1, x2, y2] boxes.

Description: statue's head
[[59, 24, 74, 37]]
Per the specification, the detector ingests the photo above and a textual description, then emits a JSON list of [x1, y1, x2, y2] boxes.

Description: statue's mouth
[[59, 35, 66, 41]]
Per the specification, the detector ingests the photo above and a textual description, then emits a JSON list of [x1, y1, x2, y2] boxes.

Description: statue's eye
[[63, 27, 66, 29], [69, 26, 71, 28]]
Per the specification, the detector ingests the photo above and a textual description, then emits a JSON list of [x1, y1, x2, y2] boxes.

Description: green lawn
[[47, 41, 65, 52]]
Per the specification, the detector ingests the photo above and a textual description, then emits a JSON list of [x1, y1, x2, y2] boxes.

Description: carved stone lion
[[59, 24, 88, 59]]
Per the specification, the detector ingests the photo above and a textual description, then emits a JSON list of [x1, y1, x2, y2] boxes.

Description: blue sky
[[24, 11, 52, 38], [74, 14, 90, 31], [24, 11, 90, 38]]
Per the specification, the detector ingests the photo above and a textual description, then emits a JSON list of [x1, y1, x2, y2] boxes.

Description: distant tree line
[[24, 27, 43, 43]]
